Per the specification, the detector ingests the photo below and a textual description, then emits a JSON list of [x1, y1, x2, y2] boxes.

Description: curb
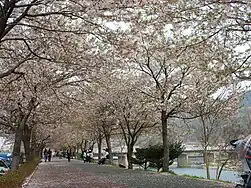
[[21, 164, 39, 188]]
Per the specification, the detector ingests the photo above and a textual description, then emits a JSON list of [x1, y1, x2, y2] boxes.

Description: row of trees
[[0, 0, 250, 176]]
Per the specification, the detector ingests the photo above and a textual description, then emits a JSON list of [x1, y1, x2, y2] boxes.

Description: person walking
[[67, 150, 71, 162], [88, 151, 93, 163], [44, 148, 48, 162], [98, 148, 108, 165], [48, 149, 52, 162], [82, 150, 87, 162]]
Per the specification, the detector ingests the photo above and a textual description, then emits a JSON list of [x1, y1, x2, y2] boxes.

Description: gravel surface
[[25, 158, 234, 188]]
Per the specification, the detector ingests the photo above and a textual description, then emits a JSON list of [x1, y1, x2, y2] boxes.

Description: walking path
[[25, 158, 233, 188]]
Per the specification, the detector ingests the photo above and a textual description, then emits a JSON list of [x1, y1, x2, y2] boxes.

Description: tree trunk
[[39, 143, 46, 158], [200, 115, 210, 179], [105, 133, 113, 164], [98, 133, 102, 160], [157, 165, 161, 172], [11, 98, 35, 170], [204, 148, 210, 179], [80, 139, 84, 153], [216, 153, 220, 180], [161, 110, 169, 172], [216, 158, 229, 180], [72, 146, 75, 156], [127, 143, 134, 169], [23, 138, 32, 162], [23, 124, 32, 161], [32, 145, 41, 159], [84, 140, 87, 150], [76, 144, 79, 155], [144, 160, 148, 170], [30, 128, 37, 158], [12, 125, 23, 171], [39, 148, 43, 158]]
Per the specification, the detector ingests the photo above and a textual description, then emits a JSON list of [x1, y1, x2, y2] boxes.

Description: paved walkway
[[25, 158, 233, 188]]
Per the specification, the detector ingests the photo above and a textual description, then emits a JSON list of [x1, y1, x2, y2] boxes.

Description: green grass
[[182, 174, 232, 184], [183, 174, 205, 179], [0, 158, 40, 188], [166, 170, 177, 175], [141, 168, 232, 184]]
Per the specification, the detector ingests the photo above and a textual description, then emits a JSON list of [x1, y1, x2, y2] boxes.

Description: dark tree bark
[[161, 109, 169, 172], [84, 140, 87, 150], [98, 133, 102, 160], [104, 133, 112, 164], [23, 137, 32, 161], [11, 98, 35, 170], [102, 122, 113, 164], [23, 124, 33, 161], [12, 122, 24, 170], [216, 158, 229, 180], [12, 115, 30, 169], [127, 143, 134, 169], [204, 147, 210, 179], [201, 115, 211, 179], [30, 128, 38, 158]]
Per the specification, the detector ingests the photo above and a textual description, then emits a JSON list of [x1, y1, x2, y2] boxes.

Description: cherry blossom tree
[[185, 69, 241, 179], [167, 0, 251, 80], [0, 0, 249, 173], [106, 76, 158, 169]]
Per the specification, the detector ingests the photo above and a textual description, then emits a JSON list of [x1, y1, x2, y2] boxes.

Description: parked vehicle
[[0, 153, 12, 159], [0, 159, 10, 176], [0, 157, 11, 169]]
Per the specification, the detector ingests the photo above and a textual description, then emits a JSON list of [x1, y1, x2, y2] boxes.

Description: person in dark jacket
[[48, 149, 52, 162], [67, 150, 71, 162], [44, 149, 48, 162]]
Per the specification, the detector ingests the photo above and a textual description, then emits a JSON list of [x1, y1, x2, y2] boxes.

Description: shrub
[[76, 153, 82, 160], [0, 158, 40, 188], [133, 141, 185, 172]]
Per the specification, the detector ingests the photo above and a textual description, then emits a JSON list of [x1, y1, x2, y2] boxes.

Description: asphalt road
[[25, 158, 234, 188]]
